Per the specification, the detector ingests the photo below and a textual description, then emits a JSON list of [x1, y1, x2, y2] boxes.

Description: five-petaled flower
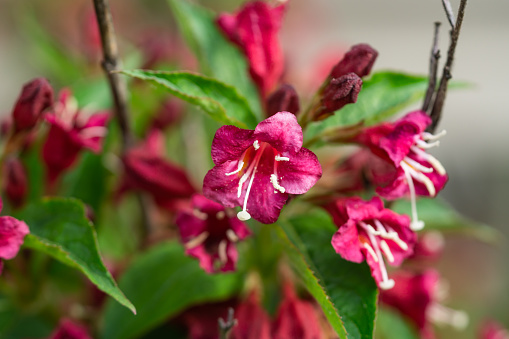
[[176, 194, 251, 273], [0, 197, 29, 275], [326, 196, 416, 290], [356, 111, 448, 230], [42, 89, 109, 183], [203, 112, 322, 224]]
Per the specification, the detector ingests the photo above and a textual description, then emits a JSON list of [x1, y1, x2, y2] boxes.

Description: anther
[[253, 140, 260, 150], [226, 229, 239, 242], [218, 240, 228, 264], [270, 174, 286, 193], [193, 209, 208, 220], [237, 210, 251, 221], [185, 232, 209, 249], [216, 211, 226, 220], [379, 279, 396, 290], [275, 155, 289, 161], [401, 162, 425, 231], [422, 130, 447, 141]]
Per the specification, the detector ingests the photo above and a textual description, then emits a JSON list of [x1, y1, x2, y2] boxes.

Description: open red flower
[[356, 111, 448, 230], [326, 196, 416, 290], [0, 197, 29, 275], [203, 112, 322, 224], [380, 270, 468, 339], [176, 194, 251, 273], [217, 1, 286, 97], [42, 89, 109, 183]]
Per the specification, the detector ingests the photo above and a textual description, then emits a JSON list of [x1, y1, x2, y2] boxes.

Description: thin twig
[[428, 0, 468, 133], [218, 308, 237, 339], [422, 22, 441, 113], [441, 0, 456, 29]]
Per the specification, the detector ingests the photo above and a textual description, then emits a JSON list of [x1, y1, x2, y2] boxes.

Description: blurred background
[[1, 0, 507, 337]]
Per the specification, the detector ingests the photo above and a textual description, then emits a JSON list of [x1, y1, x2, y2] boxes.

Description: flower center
[[358, 219, 410, 290], [400, 130, 446, 231]]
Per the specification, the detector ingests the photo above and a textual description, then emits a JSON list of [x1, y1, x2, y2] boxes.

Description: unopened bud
[[318, 73, 362, 119], [330, 44, 378, 79], [3, 158, 28, 208], [12, 78, 54, 132], [266, 84, 300, 117]]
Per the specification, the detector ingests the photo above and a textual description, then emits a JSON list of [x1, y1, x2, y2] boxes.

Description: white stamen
[[427, 303, 469, 330], [237, 144, 266, 220], [404, 162, 437, 197], [401, 162, 425, 231], [79, 126, 108, 139], [411, 146, 446, 175], [225, 161, 244, 176], [275, 155, 290, 161], [237, 172, 250, 198], [365, 228, 394, 290], [270, 174, 286, 193], [422, 130, 447, 141], [185, 232, 209, 249], [218, 240, 228, 264], [216, 211, 226, 220], [192, 209, 208, 220], [403, 156, 433, 173], [253, 140, 260, 150], [237, 210, 251, 221], [374, 220, 409, 250], [416, 138, 440, 149], [379, 279, 396, 290], [362, 242, 378, 262], [226, 229, 239, 242], [380, 240, 395, 263]]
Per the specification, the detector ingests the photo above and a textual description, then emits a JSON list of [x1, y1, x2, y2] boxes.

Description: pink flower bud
[[3, 158, 28, 209], [319, 73, 362, 118], [12, 78, 54, 132], [330, 44, 378, 79], [266, 84, 300, 117]]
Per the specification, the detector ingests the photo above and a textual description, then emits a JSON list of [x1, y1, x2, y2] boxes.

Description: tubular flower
[[0, 197, 29, 275], [12, 77, 54, 132], [203, 112, 322, 224], [42, 89, 109, 183], [230, 292, 271, 339], [176, 194, 251, 273], [326, 196, 416, 290], [380, 270, 468, 339], [217, 1, 286, 97], [356, 111, 448, 230]]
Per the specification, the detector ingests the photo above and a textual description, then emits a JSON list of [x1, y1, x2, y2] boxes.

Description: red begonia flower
[[230, 292, 271, 339], [48, 319, 92, 339], [217, 1, 286, 97], [120, 129, 196, 209], [272, 283, 323, 339], [203, 112, 322, 224], [12, 78, 54, 132], [42, 89, 109, 183], [356, 111, 448, 230], [0, 197, 30, 275], [326, 196, 416, 290], [479, 320, 509, 339], [176, 194, 251, 273], [380, 270, 468, 339]]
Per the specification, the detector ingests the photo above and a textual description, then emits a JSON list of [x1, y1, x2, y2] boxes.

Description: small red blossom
[[48, 319, 92, 339], [356, 111, 448, 230], [217, 1, 286, 97], [12, 78, 54, 132], [380, 270, 468, 339], [329, 43, 379, 79], [3, 158, 28, 208], [326, 196, 416, 290], [176, 194, 251, 273], [272, 283, 323, 339], [318, 73, 362, 119], [479, 320, 509, 339], [203, 112, 322, 224], [230, 292, 271, 339], [0, 197, 30, 275], [42, 89, 109, 183]]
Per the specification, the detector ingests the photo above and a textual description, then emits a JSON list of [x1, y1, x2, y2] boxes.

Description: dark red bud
[[3, 158, 28, 209], [12, 78, 54, 132], [330, 44, 378, 79], [266, 84, 300, 117], [320, 73, 362, 116]]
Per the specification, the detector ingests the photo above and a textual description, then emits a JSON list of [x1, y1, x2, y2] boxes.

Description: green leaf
[[168, 0, 263, 119], [18, 198, 135, 314], [120, 70, 258, 129], [375, 308, 419, 339], [101, 241, 243, 339], [305, 71, 429, 142], [391, 198, 499, 242], [279, 208, 378, 339]]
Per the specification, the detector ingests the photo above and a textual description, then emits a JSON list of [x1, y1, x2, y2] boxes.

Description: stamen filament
[[411, 146, 446, 175], [401, 162, 425, 231], [185, 232, 209, 249], [225, 161, 245, 176], [363, 242, 379, 262], [275, 155, 290, 161], [237, 144, 266, 221], [380, 240, 395, 263], [218, 240, 228, 264], [374, 220, 409, 250], [416, 138, 440, 149], [403, 156, 433, 173], [422, 130, 447, 141], [364, 229, 395, 290], [404, 162, 437, 196], [226, 229, 239, 242]]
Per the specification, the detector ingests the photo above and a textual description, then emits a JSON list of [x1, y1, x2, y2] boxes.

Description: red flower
[[217, 1, 286, 97], [0, 197, 29, 275], [479, 320, 509, 339], [176, 194, 251, 273], [48, 319, 92, 339], [42, 89, 109, 183], [3, 158, 28, 208], [326, 196, 416, 290], [12, 78, 54, 132], [230, 292, 271, 339]]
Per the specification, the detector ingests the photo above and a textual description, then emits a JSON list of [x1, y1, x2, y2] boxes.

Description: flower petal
[[278, 147, 322, 194], [211, 125, 255, 165], [0, 216, 29, 260], [331, 221, 364, 263], [254, 112, 303, 154]]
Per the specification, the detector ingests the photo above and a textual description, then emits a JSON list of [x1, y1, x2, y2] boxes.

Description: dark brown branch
[[441, 0, 456, 29], [92, 0, 132, 150], [422, 22, 441, 113], [428, 0, 468, 133]]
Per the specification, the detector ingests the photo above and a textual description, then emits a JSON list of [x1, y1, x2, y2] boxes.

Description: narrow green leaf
[[120, 70, 258, 129], [101, 241, 243, 339], [375, 308, 419, 339], [18, 198, 135, 314], [168, 0, 263, 119], [305, 71, 428, 142], [280, 208, 378, 339]]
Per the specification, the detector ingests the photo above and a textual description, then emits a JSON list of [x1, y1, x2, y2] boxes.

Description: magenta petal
[[254, 112, 303, 154], [187, 245, 215, 273], [331, 221, 364, 263], [345, 196, 384, 221], [176, 211, 207, 241], [203, 162, 244, 208], [211, 125, 255, 165], [229, 217, 252, 240], [0, 216, 29, 260], [278, 148, 322, 194]]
